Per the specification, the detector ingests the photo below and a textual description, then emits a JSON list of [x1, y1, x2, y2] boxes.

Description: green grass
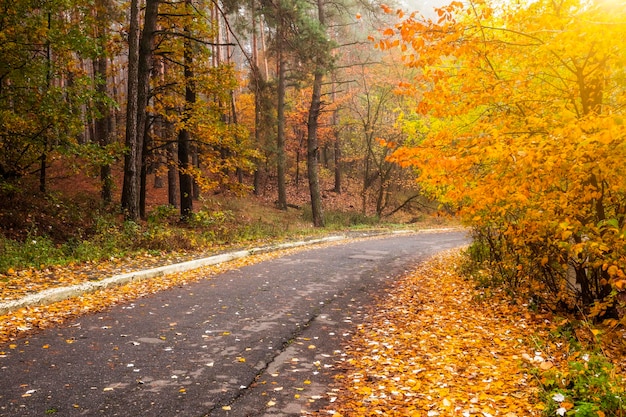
[[0, 195, 447, 274]]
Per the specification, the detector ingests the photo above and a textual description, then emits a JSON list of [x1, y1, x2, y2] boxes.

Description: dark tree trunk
[[120, 0, 141, 218], [121, 0, 159, 220], [139, 120, 150, 219], [178, 129, 193, 219], [307, 70, 324, 227], [276, 32, 287, 210], [305, 0, 326, 227], [167, 138, 178, 207], [40, 13, 52, 194], [95, 54, 112, 204], [333, 114, 341, 194], [178, 0, 196, 221], [93, 0, 112, 204]]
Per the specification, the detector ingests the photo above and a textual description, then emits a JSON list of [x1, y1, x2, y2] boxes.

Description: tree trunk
[[94, 53, 112, 204], [332, 79, 341, 193], [120, 0, 141, 218], [251, 0, 262, 195], [305, 0, 326, 226], [167, 138, 178, 207], [139, 119, 150, 219], [40, 13, 52, 194], [276, 28, 288, 210], [307, 69, 324, 226], [121, 0, 158, 220], [178, 129, 193, 219], [93, 0, 112, 204], [178, 0, 196, 221], [333, 111, 341, 193]]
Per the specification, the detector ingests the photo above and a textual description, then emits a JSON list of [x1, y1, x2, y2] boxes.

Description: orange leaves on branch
[[382, 0, 626, 314]]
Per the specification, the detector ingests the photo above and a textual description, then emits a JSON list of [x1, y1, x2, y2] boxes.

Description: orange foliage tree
[[382, 0, 626, 319]]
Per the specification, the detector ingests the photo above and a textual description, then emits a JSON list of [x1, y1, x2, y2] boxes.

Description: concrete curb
[[0, 235, 348, 316], [0, 228, 462, 315]]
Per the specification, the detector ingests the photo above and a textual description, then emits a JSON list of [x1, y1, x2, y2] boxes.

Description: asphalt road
[[0, 230, 469, 417]]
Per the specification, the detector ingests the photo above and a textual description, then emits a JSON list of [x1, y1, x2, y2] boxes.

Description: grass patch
[[0, 192, 445, 274]]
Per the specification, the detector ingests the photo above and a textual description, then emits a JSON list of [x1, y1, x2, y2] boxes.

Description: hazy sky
[[401, 0, 453, 18]]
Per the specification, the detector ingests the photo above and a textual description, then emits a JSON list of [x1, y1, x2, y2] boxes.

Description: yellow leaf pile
[[320, 250, 554, 416]]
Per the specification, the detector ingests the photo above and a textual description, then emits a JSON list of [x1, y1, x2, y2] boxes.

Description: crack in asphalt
[[203, 300, 329, 416]]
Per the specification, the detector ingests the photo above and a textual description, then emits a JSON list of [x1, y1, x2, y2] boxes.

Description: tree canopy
[[381, 0, 626, 316]]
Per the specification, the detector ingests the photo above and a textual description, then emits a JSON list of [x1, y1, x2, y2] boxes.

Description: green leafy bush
[[539, 352, 624, 416]]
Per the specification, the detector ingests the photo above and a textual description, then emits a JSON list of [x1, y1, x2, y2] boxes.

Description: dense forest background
[[0, 0, 438, 265]]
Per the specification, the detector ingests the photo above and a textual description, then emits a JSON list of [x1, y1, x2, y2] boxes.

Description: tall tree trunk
[[139, 119, 150, 218], [306, 0, 326, 227], [167, 137, 178, 207], [94, 0, 112, 204], [121, 0, 141, 218], [332, 84, 341, 194], [94, 53, 112, 204], [276, 26, 287, 210], [178, 129, 193, 219], [121, 0, 158, 220], [251, 0, 262, 195], [179, 0, 196, 221], [307, 74, 324, 226], [40, 12, 52, 194]]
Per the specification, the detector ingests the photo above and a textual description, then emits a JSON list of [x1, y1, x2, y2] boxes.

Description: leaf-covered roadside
[[0, 248, 299, 346], [317, 250, 626, 417]]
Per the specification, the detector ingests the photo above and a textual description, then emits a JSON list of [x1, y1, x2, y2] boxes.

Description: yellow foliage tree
[[382, 0, 626, 318]]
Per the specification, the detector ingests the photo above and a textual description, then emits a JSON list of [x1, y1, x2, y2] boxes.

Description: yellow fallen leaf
[[222, 406, 231, 410], [267, 400, 276, 407]]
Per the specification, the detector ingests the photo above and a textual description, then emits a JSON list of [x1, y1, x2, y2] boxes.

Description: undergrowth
[[0, 200, 421, 273], [462, 240, 626, 416]]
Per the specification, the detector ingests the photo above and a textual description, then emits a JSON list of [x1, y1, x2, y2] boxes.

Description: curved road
[[0, 231, 468, 417]]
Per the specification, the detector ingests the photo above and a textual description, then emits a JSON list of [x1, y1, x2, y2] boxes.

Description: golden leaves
[[320, 250, 548, 416], [381, 0, 626, 321]]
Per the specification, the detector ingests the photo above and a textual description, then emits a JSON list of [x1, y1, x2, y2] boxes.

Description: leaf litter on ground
[[315, 249, 626, 417]]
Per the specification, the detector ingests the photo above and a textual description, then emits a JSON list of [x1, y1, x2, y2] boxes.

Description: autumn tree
[[0, 0, 107, 191], [384, 0, 626, 316], [148, 0, 257, 220]]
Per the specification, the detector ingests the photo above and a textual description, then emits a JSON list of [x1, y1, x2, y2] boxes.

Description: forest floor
[[313, 250, 626, 417]]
